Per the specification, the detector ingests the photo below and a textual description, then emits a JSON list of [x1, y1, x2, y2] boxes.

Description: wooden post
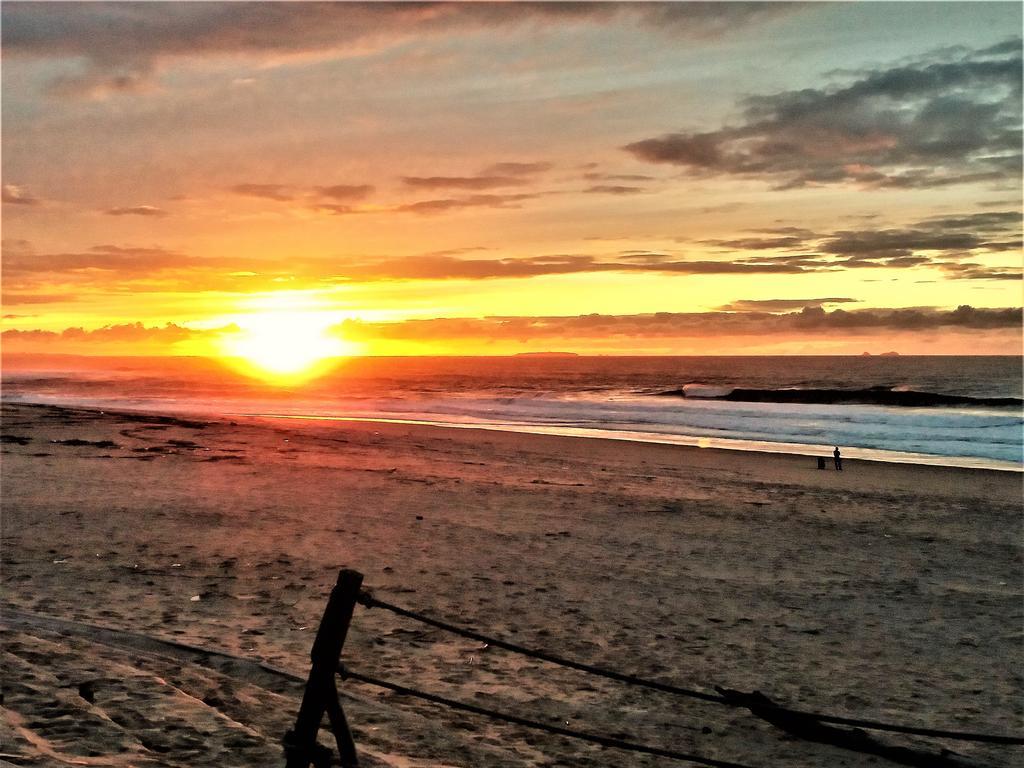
[[284, 568, 363, 768]]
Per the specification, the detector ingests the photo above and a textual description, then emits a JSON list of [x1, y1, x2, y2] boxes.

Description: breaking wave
[[657, 385, 1024, 408]]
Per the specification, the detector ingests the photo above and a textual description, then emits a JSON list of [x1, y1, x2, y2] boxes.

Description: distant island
[[513, 352, 580, 358], [861, 351, 900, 356]]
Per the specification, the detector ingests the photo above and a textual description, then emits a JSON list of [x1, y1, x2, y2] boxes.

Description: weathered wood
[[326, 678, 359, 768], [284, 568, 363, 768]]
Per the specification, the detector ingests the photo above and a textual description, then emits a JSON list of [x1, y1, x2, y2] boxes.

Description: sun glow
[[220, 310, 355, 384]]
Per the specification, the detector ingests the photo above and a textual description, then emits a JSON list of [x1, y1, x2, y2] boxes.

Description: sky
[[2, 1, 1022, 361]]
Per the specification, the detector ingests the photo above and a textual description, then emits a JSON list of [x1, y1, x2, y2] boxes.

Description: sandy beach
[[2, 401, 1021, 768]]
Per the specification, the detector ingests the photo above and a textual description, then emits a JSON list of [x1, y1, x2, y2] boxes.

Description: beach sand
[[2, 401, 1021, 767]]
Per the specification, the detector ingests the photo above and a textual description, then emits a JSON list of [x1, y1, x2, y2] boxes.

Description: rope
[[359, 591, 724, 703], [359, 591, 1024, 746], [717, 688, 1024, 746], [338, 665, 759, 768]]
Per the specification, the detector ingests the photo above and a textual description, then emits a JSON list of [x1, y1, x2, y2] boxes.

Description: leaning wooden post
[[284, 568, 363, 768]]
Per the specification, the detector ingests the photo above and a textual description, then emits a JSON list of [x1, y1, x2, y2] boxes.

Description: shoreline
[[5, 395, 1021, 473], [2, 400, 1021, 766], [6, 400, 1022, 503], [243, 410, 1024, 473]]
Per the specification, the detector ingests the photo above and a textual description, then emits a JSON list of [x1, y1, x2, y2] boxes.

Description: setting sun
[[220, 310, 353, 383]]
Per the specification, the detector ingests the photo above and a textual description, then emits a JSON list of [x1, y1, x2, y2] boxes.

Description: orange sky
[[2, 2, 1021, 363]]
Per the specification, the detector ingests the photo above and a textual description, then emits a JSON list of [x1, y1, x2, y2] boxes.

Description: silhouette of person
[[833, 446, 842, 471]]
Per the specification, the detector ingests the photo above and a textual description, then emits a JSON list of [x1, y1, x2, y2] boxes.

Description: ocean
[[3, 355, 1022, 470]]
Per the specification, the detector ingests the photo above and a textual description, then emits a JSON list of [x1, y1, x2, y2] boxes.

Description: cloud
[[707, 235, 810, 250], [46, 66, 156, 99], [309, 203, 362, 216], [584, 185, 645, 195], [336, 305, 1022, 343], [402, 161, 550, 191], [394, 193, 538, 215], [324, 202, 1019, 281], [937, 262, 1023, 281], [3, 4, 797, 98], [7, 305, 1017, 355], [402, 175, 532, 191], [8, 201, 1015, 299], [0, 293, 78, 306], [3, 244, 187, 276], [582, 172, 655, 183], [918, 210, 1022, 232], [0, 242, 312, 295], [624, 39, 1022, 189], [105, 205, 168, 217], [231, 182, 376, 210], [339, 254, 599, 280], [330, 251, 818, 281], [699, 209, 1022, 277], [479, 161, 553, 176], [821, 230, 985, 260], [314, 184, 375, 202], [2, 184, 42, 205], [718, 298, 859, 312], [230, 183, 293, 201], [2, 322, 236, 346]]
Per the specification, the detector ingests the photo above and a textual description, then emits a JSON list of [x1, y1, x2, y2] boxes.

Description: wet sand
[[2, 401, 1021, 767]]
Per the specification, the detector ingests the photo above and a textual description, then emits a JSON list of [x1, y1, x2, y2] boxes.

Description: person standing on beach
[[833, 446, 842, 470]]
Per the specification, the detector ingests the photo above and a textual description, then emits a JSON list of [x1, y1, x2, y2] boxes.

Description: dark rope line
[[359, 591, 724, 703], [723, 689, 1024, 745], [359, 591, 1024, 746], [338, 665, 760, 768]]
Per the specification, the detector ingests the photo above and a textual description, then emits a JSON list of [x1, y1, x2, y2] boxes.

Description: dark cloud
[[479, 162, 553, 176], [331, 251, 817, 281], [919, 211, 1021, 231], [821, 230, 984, 260], [339, 254, 600, 280], [402, 161, 550, 191], [0, 243, 310, 295], [709, 235, 808, 250], [582, 172, 655, 182], [938, 262, 1023, 281], [230, 183, 293, 201], [699, 209, 1022, 278], [105, 205, 168, 217], [314, 184, 375, 202], [8, 201, 1014, 296], [402, 175, 531, 191], [2, 184, 42, 205], [584, 185, 645, 195], [3, 4, 797, 98], [232, 182, 375, 208], [624, 2, 797, 38], [46, 66, 155, 99], [629, 134, 723, 168], [336, 305, 1021, 343], [2, 238, 34, 254], [0, 292, 78, 306], [3, 244, 187, 276], [7, 303, 1017, 351], [2, 322, 235, 345], [395, 193, 538, 215], [718, 298, 859, 312], [309, 203, 362, 216], [624, 39, 1022, 189]]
